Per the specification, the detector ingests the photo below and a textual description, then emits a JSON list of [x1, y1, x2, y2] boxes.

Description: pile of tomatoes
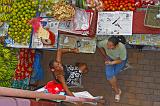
[[102, 0, 136, 11]]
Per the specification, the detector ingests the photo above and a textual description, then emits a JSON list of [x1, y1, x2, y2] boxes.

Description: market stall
[[0, 0, 160, 105]]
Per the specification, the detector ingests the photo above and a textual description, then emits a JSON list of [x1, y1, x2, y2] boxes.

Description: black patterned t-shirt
[[63, 65, 82, 87]]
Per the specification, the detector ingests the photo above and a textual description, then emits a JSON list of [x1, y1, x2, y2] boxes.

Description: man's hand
[[72, 48, 79, 53]]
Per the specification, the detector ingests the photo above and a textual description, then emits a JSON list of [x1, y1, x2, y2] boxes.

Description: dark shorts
[[105, 58, 127, 80]]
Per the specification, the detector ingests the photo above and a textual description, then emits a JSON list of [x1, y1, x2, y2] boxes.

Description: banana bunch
[[0, 44, 18, 87], [0, 14, 10, 22], [0, 0, 13, 5], [0, 81, 11, 87], [0, 6, 12, 13]]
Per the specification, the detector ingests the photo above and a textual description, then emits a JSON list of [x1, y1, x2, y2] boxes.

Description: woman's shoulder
[[119, 42, 126, 48], [117, 42, 126, 52]]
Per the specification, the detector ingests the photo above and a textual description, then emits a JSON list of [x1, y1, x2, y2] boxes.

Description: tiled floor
[[42, 49, 160, 106]]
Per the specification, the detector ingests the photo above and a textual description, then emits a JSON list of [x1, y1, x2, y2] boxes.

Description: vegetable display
[[7, 0, 38, 44], [0, 44, 18, 87], [102, 0, 136, 11]]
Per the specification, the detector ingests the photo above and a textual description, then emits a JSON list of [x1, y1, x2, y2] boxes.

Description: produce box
[[58, 34, 96, 53], [4, 0, 39, 48]]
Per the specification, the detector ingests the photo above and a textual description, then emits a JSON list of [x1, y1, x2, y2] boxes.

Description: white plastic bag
[[74, 9, 91, 31]]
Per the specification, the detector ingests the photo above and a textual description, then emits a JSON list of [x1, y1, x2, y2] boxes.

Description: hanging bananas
[[0, 44, 18, 87]]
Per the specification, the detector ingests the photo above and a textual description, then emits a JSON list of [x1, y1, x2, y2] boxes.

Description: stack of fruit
[[0, 0, 13, 22], [0, 44, 18, 87], [7, 0, 38, 44], [0, 0, 13, 5], [102, 0, 136, 11], [38, 0, 53, 14]]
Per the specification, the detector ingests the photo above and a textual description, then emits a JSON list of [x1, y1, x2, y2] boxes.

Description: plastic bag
[[45, 80, 64, 94], [73, 9, 92, 31]]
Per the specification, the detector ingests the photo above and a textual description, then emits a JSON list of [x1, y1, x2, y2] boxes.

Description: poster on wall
[[31, 18, 59, 49], [59, 34, 96, 53], [96, 11, 133, 35]]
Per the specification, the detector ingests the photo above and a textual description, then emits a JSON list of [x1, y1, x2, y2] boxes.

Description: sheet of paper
[[73, 91, 94, 98], [97, 11, 133, 35]]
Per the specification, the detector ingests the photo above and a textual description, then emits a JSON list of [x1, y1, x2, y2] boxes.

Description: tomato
[[128, 3, 131, 6], [115, 3, 119, 6], [122, 8, 126, 11], [125, 0, 128, 4], [132, 3, 135, 7], [112, 8, 115, 11], [104, 1, 108, 4], [108, 0, 112, 4], [120, 5, 123, 8], [130, 7, 135, 11], [125, 7, 129, 10], [114, 7, 118, 10], [130, 0, 135, 3]]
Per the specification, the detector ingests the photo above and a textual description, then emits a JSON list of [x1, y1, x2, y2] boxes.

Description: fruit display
[[7, 0, 39, 45], [51, 1, 75, 21], [0, 14, 10, 22], [38, 0, 53, 14], [0, 0, 13, 5], [0, 0, 13, 22], [0, 44, 18, 87], [102, 0, 136, 11], [0, 5, 12, 13]]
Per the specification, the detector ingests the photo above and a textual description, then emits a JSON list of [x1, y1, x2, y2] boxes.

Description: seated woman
[[49, 48, 88, 96]]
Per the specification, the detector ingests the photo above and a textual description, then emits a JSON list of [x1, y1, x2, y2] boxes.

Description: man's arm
[[56, 48, 79, 63], [57, 75, 74, 96]]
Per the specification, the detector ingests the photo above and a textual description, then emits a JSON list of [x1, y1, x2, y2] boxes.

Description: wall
[[41, 49, 160, 106]]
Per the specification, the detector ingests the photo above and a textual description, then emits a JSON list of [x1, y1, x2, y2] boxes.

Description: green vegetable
[[0, 44, 18, 87]]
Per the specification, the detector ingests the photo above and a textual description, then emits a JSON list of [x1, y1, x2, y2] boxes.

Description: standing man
[[97, 36, 127, 102]]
